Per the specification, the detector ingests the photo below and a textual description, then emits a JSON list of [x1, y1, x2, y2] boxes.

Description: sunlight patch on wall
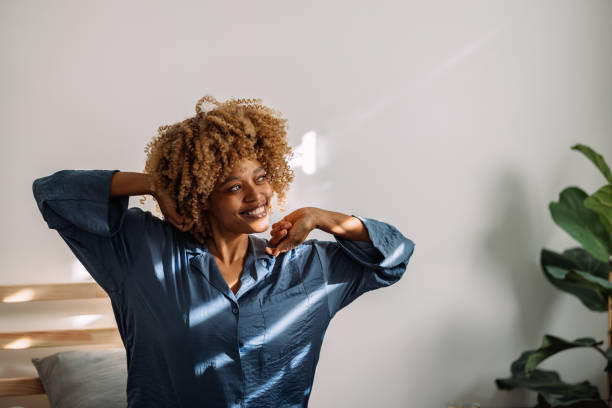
[[289, 131, 317, 175]]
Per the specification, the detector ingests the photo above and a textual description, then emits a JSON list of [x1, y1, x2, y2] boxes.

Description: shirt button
[[239, 340, 244, 348], [235, 397, 241, 405], [232, 306, 238, 314]]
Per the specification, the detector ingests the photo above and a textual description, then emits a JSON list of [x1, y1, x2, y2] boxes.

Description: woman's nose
[[244, 184, 266, 202]]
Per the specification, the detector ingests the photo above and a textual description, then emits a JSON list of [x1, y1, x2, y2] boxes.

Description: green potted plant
[[495, 144, 612, 408]]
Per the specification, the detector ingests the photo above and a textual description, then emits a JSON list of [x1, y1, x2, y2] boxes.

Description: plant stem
[[594, 344, 607, 358]]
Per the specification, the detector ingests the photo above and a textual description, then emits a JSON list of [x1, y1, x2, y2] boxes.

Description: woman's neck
[[206, 230, 249, 265]]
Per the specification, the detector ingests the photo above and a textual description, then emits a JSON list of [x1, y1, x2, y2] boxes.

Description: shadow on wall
[[482, 168, 559, 346], [452, 164, 567, 407]]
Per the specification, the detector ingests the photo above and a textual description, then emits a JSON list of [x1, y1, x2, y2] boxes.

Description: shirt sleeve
[[312, 215, 415, 319], [32, 169, 147, 294]]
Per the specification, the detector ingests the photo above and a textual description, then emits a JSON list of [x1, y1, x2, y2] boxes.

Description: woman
[[32, 95, 415, 408]]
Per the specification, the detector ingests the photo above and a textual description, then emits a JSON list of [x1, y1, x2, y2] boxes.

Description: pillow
[[31, 348, 127, 408]]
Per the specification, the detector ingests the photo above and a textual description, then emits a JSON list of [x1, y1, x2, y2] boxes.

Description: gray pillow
[[31, 348, 127, 408]]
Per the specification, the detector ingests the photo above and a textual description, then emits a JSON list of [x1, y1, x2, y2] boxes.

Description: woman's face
[[204, 158, 273, 237]]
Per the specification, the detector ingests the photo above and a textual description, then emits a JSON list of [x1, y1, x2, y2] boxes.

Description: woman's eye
[[228, 174, 266, 192]]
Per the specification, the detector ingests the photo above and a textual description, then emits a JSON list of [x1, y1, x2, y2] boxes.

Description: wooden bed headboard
[[0, 282, 123, 398]]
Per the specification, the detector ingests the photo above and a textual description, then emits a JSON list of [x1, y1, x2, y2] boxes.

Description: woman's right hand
[[154, 187, 195, 232]]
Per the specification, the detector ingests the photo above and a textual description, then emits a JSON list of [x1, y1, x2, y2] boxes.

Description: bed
[[0, 282, 127, 408]]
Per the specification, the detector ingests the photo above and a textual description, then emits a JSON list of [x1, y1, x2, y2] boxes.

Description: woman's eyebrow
[[220, 167, 265, 185]]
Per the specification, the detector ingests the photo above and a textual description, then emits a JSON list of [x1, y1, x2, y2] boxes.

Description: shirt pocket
[[259, 283, 311, 369]]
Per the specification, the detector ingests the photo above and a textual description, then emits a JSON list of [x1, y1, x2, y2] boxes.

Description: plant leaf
[[571, 144, 612, 184], [535, 392, 607, 408], [496, 369, 604, 407], [584, 185, 612, 236], [561, 247, 611, 280], [549, 187, 612, 262], [496, 334, 609, 407], [541, 247, 612, 311], [520, 335, 602, 376]]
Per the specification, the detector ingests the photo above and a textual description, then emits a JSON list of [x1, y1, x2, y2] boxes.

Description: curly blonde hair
[[141, 95, 295, 244]]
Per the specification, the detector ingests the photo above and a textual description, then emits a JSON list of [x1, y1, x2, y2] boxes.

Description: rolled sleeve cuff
[[33, 169, 129, 236], [334, 215, 415, 270]]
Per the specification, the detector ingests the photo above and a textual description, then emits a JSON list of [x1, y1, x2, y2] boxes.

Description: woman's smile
[[240, 202, 268, 219]]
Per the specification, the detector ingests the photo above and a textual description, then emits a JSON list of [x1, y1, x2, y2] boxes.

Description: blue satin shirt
[[32, 169, 415, 408]]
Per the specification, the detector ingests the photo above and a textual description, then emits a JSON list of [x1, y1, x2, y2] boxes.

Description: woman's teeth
[[243, 205, 267, 218]]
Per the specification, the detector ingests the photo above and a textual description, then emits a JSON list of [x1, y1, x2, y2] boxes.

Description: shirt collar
[[186, 234, 272, 259], [188, 235, 274, 297], [248, 235, 275, 260], [186, 234, 274, 266]]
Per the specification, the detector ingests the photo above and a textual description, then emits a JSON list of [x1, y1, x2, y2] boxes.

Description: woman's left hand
[[265, 207, 319, 257]]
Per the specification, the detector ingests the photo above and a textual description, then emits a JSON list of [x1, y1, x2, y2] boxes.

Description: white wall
[[2, 1, 611, 407]]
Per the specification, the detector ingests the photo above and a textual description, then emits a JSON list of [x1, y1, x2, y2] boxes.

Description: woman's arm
[[32, 170, 139, 292], [312, 215, 415, 318], [109, 171, 194, 232], [110, 171, 156, 197], [266, 207, 371, 256], [265, 207, 415, 317], [309, 208, 371, 242]]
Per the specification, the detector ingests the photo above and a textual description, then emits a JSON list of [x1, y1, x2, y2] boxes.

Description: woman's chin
[[242, 215, 270, 232], [253, 218, 270, 232]]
